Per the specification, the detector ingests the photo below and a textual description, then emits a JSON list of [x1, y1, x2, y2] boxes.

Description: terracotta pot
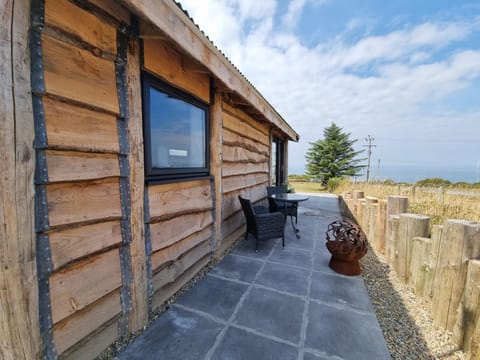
[[325, 220, 368, 276]]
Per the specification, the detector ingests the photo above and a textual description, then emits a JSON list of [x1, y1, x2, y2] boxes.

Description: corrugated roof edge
[[174, 1, 299, 142]]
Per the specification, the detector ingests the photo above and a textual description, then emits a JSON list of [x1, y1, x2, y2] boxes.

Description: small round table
[[270, 193, 309, 238]]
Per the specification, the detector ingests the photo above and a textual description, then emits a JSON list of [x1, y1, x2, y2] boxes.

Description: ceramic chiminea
[[325, 220, 368, 276]]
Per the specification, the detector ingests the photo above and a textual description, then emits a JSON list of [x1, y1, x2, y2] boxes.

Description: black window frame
[[142, 72, 210, 183]]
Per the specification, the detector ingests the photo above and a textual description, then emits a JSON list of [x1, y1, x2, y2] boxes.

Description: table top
[[270, 193, 309, 203]]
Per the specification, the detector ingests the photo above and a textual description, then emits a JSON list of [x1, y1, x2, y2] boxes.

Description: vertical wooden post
[[385, 195, 408, 261], [432, 221, 480, 330], [0, 0, 42, 358], [365, 197, 378, 251], [387, 215, 400, 271], [409, 236, 432, 296], [375, 200, 387, 254], [126, 38, 148, 331], [397, 214, 430, 283], [453, 260, 480, 357], [424, 225, 443, 309], [211, 92, 223, 259]]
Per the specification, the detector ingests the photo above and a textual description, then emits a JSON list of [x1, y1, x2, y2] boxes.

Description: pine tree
[[305, 122, 365, 185]]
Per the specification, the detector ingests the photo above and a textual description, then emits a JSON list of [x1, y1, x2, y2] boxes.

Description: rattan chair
[[238, 196, 285, 251], [267, 185, 298, 224]]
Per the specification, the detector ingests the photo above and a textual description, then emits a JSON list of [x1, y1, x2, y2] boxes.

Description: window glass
[[143, 74, 209, 181], [149, 88, 206, 169]]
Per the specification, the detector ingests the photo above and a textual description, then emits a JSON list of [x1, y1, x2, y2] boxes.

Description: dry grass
[[335, 182, 480, 225], [289, 181, 327, 194]]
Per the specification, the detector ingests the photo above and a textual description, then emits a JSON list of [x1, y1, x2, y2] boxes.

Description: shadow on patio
[[115, 194, 391, 360]]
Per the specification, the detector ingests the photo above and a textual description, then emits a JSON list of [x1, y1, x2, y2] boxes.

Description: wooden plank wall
[[147, 180, 213, 310], [219, 102, 271, 253], [34, 0, 136, 358]]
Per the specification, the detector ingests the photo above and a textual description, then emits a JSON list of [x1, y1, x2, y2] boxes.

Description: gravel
[[361, 247, 466, 360]]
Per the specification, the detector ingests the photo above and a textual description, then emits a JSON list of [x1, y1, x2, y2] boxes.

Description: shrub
[[415, 178, 451, 187], [327, 177, 344, 193]]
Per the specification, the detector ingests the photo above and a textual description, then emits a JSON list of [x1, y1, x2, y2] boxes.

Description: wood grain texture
[[50, 249, 122, 324], [222, 173, 268, 194], [210, 92, 223, 257], [150, 211, 213, 253], [223, 128, 269, 155], [223, 112, 269, 146], [221, 211, 245, 239], [222, 145, 268, 164], [143, 38, 210, 103], [49, 220, 122, 270], [47, 178, 122, 228], [88, 0, 131, 25], [151, 240, 211, 293], [42, 34, 119, 113], [453, 259, 480, 354], [148, 179, 212, 220], [60, 318, 119, 360], [46, 150, 120, 183], [44, 97, 119, 153], [222, 161, 269, 177], [222, 102, 270, 137], [126, 38, 149, 332], [45, 0, 116, 54], [53, 289, 121, 354], [0, 0, 41, 358], [151, 227, 211, 273], [152, 254, 210, 310]]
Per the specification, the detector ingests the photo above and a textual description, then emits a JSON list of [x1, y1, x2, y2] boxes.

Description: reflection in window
[[143, 74, 209, 181]]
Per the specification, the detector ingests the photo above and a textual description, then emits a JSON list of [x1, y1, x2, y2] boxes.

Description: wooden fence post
[[387, 215, 400, 271], [397, 214, 430, 283], [375, 200, 387, 254], [385, 196, 408, 261], [409, 236, 432, 296], [431, 221, 480, 331], [453, 260, 480, 358], [424, 225, 443, 309], [365, 197, 378, 251]]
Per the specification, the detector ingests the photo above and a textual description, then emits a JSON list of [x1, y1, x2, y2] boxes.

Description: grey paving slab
[[117, 307, 223, 360], [231, 237, 277, 258], [176, 275, 248, 320], [305, 301, 390, 360], [211, 327, 298, 360], [233, 287, 305, 344], [268, 246, 312, 269], [255, 261, 310, 296], [209, 254, 263, 283], [310, 271, 374, 312], [302, 352, 333, 360]]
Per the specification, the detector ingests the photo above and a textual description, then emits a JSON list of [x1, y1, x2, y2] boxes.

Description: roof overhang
[[121, 0, 299, 142]]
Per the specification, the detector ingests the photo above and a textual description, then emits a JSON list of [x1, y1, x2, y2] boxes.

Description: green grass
[[289, 181, 327, 193]]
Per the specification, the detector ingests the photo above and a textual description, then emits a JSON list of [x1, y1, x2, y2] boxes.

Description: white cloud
[[178, 1, 480, 172]]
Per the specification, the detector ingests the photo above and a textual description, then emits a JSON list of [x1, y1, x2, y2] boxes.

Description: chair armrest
[[253, 205, 269, 214]]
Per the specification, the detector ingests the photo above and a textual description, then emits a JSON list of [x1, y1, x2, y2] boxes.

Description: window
[[142, 73, 210, 182]]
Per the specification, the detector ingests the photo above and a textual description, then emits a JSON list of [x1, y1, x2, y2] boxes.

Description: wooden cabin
[[1, 0, 299, 358]]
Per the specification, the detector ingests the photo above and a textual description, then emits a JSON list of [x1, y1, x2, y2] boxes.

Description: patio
[[117, 194, 390, 360]]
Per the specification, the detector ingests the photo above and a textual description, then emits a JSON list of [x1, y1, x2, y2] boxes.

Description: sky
[[179, 0, 480, 182]]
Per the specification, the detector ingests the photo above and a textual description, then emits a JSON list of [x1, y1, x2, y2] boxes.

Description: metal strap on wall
[[31, 0, 57, 358], [116, 30, 133, 338]]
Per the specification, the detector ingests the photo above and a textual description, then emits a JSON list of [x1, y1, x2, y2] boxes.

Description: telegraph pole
[[363, 135, 376, 182]]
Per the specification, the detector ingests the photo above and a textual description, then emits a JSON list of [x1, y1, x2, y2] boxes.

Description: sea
[[289, 163, 480, 184]]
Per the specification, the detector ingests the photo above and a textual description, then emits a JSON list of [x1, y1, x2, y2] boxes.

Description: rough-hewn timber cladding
[[47, 178, 122, 228], [150, 210, 213, 253], [49, 221, 122, 270], [223, 128, 269, 155], [222, 184, 267, 221], [46, 150, 120, 183], [42, 34, 119, 113], [49, 249, 122, 325], [222, 161, 269, 177], [148, 179, 212, 220], [222, 111, 269, 146], [143, 38, 210, 103], [222, 173, 269, 195], [52, 289, 121, 355], [43, 97, 119, 153], [45, 0, 117, 54]]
